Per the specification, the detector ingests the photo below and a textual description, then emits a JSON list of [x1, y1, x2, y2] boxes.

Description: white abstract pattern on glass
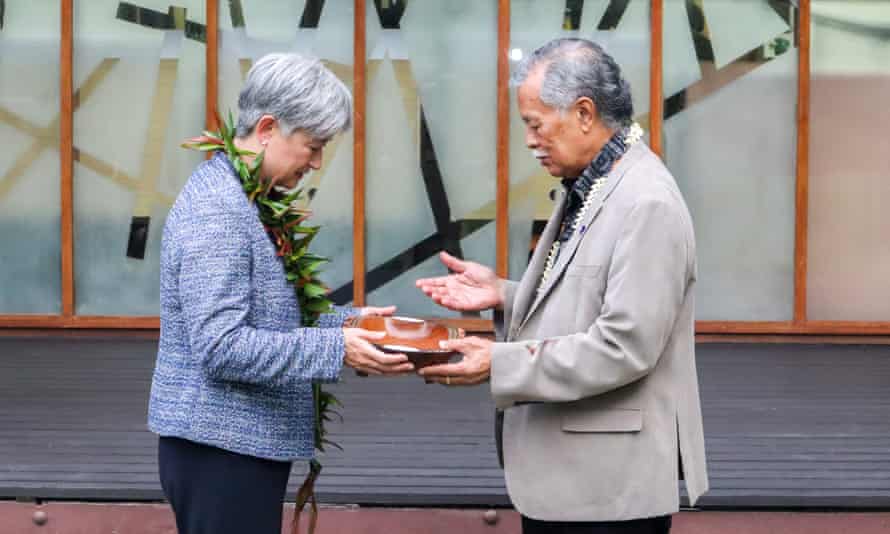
[[665, 50, 798, 321], [72, 0, 205, 315], [365, 1, 497, 316], [0, 2, 62, 313], [400, 1, 497, 222]]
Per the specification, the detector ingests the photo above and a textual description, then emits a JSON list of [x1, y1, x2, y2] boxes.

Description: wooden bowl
[[345, 316, 462, 369]]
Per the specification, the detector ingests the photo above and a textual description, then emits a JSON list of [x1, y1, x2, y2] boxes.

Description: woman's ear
[[255, 115, 277, 145]]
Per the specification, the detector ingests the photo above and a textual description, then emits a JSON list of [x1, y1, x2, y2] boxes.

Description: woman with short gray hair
[[148, 53, 411, 534]]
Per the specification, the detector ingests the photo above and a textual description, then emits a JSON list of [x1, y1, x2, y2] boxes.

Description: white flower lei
[[537, 122, 644, 293]]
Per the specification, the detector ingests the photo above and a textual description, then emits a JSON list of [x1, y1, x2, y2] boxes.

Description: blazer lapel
[[509, 193, 566, 336], [518, 142, 647, 331]]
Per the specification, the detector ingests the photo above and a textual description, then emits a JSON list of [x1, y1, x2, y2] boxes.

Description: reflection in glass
[[663, 0, 797, 321], [807, 1, 890, 320], [0, 2, 62, 313]]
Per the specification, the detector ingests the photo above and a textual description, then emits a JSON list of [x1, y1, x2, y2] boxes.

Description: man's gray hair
[[512, 38, 633, 130], [237, 53, 352, 140]]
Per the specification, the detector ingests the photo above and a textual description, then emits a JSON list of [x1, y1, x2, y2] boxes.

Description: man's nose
[[526, 131, 538, 149]]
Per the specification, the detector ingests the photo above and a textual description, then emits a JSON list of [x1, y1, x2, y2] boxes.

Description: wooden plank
[[60, 0, 74, 317], [6, 319, 889, 337], [495, 0, 510, 278], [696, 321, 890, 335], [0, 316, 66, 328], [697, 321, 797, 334], [0, 316, 159, 329], [794, 0, 810, 324], [0, 316, 488, 332], [649, 0, 663, 156], [696, 334, 890, 345], [205, 0, 219, 131], [5, 318, 890, 336], [352, 0, 367, 306]]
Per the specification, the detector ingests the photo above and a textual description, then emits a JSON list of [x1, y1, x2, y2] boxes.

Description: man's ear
[[574, 97, 597, 133]]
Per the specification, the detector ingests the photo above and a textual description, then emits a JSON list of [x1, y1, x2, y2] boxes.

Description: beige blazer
[[491, 142, 708, 521]]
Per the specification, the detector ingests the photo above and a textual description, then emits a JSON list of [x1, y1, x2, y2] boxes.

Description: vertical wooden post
[[649, 0, 663, 157], [206, 0, 219, 131], [496, 0, 510, 278], [793, 0, 811, 324], [353, 0, 367, 306], [60, 0, 75, 317]]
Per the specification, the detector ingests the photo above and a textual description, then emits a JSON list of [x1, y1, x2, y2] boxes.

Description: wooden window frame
[[1, 0, 888, 337]]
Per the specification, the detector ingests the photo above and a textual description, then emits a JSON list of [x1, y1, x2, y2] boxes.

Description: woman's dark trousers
[[159, 436, 292, 534]]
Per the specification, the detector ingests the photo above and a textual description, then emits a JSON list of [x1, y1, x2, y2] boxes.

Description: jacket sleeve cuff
[[490, 340, 535, 409], [298, 326, 346, 383], [317, 305, 357, 328], [493, 281, 518, 342]]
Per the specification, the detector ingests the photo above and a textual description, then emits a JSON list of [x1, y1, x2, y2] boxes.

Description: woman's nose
[[310, 150, 323, 170]]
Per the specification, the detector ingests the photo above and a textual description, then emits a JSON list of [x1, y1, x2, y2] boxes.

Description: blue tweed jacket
[[148, 152, 352, 461]]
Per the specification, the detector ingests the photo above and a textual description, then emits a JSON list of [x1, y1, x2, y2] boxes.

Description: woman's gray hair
[[236, 53, 352, 140], [511, 38, 633, 130]]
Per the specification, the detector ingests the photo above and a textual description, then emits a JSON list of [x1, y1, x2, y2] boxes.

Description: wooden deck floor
[[1, 337, 889, 508]]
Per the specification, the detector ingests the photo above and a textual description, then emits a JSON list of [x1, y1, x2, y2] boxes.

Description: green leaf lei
[[183, 112, 341, 533]]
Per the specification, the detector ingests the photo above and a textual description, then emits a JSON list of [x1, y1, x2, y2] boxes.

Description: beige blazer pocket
[[561, 408, 643, 433], [565, 264, 602, 277]]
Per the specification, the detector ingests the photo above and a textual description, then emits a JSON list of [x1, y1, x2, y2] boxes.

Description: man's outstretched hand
[[416, 252, 504, 312]]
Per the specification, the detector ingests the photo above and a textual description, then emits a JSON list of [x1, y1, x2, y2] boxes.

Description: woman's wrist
[[494, 278, 506, 310]]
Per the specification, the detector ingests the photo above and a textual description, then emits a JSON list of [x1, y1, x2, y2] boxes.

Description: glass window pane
[[73, 0, 205, 315], [663, 0, 797, 321], [219, 0, 355, 305], [0, 2, 62, 313], [663, 0, 701, 98], [365, 1, 497, 318], [700, 0, 790, 70], [807, 1, 890, 321], [508, 0, 650, 280]]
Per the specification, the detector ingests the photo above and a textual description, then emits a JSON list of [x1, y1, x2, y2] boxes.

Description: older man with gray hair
[[417, 38, 709, 533]]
